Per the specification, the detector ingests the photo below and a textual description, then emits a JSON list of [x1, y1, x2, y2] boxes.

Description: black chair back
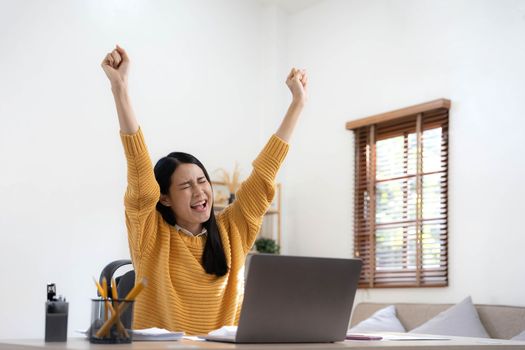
[[98, 259, 135, 327]]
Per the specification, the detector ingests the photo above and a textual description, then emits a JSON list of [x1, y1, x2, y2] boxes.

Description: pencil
[[110, 278, 129, 338], [95, 278, 147, 338], [111, 278, 118, 300], [93, 277, 105, 298], [92, 277, 127, 337], [102, 277, 108, 321], [124, 277, 146, 300]]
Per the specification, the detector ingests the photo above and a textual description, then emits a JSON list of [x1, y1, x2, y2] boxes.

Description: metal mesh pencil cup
[[89, 299, 134, 344]]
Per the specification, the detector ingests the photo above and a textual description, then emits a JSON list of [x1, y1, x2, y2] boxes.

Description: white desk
[[0, 336, 524, 350]]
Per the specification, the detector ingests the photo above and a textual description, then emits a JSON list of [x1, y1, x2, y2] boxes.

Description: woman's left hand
[[286, 68, 308, 104], [275, 68, 308, 142]]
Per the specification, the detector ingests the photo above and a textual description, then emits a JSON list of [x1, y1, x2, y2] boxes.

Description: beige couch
[[350, 302, 525, 340]]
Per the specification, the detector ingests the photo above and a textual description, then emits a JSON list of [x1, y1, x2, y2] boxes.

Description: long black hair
[[154, 152, 228, 277]]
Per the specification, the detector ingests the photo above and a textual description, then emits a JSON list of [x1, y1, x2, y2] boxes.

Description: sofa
[[350, 302, 525, 340]]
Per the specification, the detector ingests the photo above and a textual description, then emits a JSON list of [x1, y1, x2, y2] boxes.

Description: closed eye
[[177, 177, 206, 189], [177, 180, 191, 189]]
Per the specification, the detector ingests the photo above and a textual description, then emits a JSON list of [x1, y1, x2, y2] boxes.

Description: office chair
[[98, 259, 135, 326]]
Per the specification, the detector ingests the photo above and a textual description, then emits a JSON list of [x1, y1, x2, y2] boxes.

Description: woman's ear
[[160, 194, 171, 207]]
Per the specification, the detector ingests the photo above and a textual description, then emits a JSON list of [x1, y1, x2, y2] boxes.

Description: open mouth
[[190, 200, 208, 213]]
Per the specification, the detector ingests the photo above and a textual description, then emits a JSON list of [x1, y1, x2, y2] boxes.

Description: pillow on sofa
[[511, 330, 525, 341], [409, 296, 490, 338], [349, 305, 406, 333]]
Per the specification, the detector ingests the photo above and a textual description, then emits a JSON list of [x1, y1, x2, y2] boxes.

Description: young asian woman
[[101, 45, 308, 335]]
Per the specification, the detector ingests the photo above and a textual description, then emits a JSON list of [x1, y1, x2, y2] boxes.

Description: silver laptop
[[202, 254, 362, 343]]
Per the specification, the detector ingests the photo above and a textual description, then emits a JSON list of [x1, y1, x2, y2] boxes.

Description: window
[[346, 99, 450, 288]]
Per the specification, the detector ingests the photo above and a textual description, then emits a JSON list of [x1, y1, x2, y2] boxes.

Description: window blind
[[351, 100, 449, 288]]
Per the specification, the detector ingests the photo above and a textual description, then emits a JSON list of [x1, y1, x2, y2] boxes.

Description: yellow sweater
[[120, 128, 288, 335]]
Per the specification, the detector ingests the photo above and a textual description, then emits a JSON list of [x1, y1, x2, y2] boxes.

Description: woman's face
[[161, 163, 213, 234]]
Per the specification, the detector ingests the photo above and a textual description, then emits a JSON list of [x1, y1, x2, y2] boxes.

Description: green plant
[[254, 238, 280, 254]]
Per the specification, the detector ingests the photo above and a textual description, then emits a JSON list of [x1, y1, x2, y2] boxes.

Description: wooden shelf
[[211, 182, 282, 247], [213, 206, 278, 215]]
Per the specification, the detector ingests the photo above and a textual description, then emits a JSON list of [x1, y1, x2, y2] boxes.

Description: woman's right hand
[[101, 45, 130, 89], [102, 45, 139, 134]]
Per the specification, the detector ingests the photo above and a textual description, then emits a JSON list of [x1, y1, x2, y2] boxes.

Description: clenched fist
[[101, 45, 130, 88], [286, 68, 308, 104]]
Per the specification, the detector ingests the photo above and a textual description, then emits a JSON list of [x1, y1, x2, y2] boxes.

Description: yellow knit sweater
[[120, 128, 288, 335]]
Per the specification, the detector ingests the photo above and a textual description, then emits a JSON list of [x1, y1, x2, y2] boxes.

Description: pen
[[346, 334, 383, 341]]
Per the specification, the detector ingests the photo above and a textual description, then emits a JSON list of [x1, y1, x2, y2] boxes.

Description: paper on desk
[[379, 334, 450, 341], [345, 331, 449, 341], [75, 327, 184, 341], [208, 325, 238, 337], [75, 329, 89, 336], [132, 327, 184, 341]]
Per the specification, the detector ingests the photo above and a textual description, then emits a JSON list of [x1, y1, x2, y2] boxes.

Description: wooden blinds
[[348, 99, 450, 288]]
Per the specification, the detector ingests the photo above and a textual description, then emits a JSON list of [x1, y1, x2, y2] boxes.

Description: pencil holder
[[89, 299, 134, 344]]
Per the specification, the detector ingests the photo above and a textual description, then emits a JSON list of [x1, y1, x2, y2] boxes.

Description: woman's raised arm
[[101, 45, 159, 259], [275, 68, 308, 142], [101, 45, 139, 134], [219, 68, 308, 253]]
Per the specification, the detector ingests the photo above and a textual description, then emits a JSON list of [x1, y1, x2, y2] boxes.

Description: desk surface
[[0, 336, 524, 350]]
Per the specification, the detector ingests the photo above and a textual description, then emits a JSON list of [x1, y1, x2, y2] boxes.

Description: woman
[[101, 45, 307, 335]]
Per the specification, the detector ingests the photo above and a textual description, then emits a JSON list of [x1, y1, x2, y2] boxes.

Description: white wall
[[282, 0, 525, 307], [0, 0, 293, 339]]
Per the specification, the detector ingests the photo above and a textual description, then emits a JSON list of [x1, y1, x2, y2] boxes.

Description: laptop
[[202, 254, 362, 343]]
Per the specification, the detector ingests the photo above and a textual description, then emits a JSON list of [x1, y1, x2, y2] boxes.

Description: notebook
[[202, 254, 362, 343]]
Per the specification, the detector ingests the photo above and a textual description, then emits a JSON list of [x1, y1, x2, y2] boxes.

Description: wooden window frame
[[347, 99, 450, 288]]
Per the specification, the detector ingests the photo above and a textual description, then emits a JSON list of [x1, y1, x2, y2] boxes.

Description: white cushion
[[348, 305, 406, 333], [511, 330, 525, 341], [409, 296, 490, 338]]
